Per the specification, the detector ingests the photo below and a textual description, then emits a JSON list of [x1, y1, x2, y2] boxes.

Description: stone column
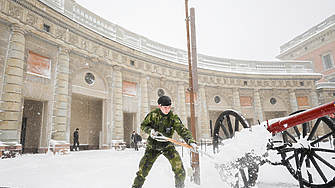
[[309, 90, 318, 107], [139, 73, 149, 134], [0, 24, 25, 158], [309, 89, 323, 136], [253, 88, 264, 123], [198, 85, 210, 139], [289, 89, 302, 133], [105, 67, 114, 148], [289, 89, 299, 112], [177, 82, 187, 125], [113, 66, 123, 140], [232, 88, 242, 113], [50, 46, 70, 153]]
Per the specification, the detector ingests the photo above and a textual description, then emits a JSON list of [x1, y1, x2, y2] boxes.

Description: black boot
[[132, 184, 142, 188], [175, 182, 185, 188]]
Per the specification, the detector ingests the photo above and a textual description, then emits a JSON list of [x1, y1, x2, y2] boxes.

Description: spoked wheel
[[278, 110, 335, 188], [213, 110, 256, 188], [213, 110, 250, 152]]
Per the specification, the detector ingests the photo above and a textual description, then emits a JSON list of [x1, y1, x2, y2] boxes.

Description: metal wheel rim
[[213, 110, 255, 187], [279, 110, 335, 188]]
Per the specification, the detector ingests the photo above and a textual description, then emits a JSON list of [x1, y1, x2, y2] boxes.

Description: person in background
[[73, 128, 79, 151], [131, 131, 138, 151], [132, 95, 198, 188]]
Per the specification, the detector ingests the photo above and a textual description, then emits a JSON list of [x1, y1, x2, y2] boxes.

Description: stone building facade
[[276, 14, 335, 105], [0, 0, 322, 157]]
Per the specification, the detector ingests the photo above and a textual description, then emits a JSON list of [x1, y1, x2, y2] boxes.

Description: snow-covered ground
[[0, 147, 299, 188], [0, 124, 332, 188]]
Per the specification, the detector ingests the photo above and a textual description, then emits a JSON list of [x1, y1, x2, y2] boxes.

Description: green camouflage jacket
[[141, 108, 196, 150]]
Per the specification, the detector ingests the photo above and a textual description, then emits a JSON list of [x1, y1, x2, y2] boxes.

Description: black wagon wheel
[[278, 110, 335, 188], [213, 110, 255, 188], [213, 110, 250, 152]]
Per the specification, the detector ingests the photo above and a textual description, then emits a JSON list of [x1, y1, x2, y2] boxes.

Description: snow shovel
[[155, 132, 215, 159]]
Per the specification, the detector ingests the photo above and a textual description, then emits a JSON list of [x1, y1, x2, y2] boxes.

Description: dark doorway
[[22, 100, 43, 154], [123, 113, 135, 148], [264, 111, 286, 120], [71, 94, 102, 150], [209, 110, 224, 128]]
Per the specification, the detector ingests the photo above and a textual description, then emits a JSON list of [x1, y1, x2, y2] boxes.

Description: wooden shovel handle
[[165, 137, 193, 149]]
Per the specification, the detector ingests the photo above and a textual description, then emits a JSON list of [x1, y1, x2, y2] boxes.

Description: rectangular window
[[123, 81, 137, 97], [240, 96, 252, 106], [322, 53, 333, 70], [43, 24, 50, 32], [297, 96, 309, 107], [27, 52, 51, 78], [328, 78, 335, 82]]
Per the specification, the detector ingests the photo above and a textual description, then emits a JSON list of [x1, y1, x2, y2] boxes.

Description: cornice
[[277, 25, 335, 60], [0, 0, 322, 90], [34, 0, 317, 75]]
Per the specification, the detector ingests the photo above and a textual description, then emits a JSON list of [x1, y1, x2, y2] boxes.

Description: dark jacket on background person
[[131, 132, 139, 151], [131, 133, 138, 143], [73, 129, 79, 151], [74, 130, 79, 141]]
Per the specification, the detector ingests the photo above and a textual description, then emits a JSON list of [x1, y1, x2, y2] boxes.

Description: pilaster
[[177, 82, 187, 125], [113, 66, 123, 140], [0, 24, 26, 158], [139, 73, 149, 134], [253, 88, 264, 123], [309, 90, 318, 108], [105, 66, 114, 147], [198, 85, 210, 139], [233, 88, 242, 113], [289, 89, 299, 112], [50, 46, 70, 153]]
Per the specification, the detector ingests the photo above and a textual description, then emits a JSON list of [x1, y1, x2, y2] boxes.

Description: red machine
[[213, 101, 335, 188], [267, 101, 335, 133]]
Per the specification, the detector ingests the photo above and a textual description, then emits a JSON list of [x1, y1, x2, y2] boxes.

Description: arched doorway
[[70, 69, 107, 150], [70, 93, 102, 150]]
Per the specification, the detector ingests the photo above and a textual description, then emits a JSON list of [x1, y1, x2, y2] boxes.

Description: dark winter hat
[[158, 95, 172, 106], [76, 128, 79, 130]]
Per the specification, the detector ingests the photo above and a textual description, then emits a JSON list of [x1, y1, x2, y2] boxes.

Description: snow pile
[[212, 124, 272, 187], [214, 124, 272, 164]]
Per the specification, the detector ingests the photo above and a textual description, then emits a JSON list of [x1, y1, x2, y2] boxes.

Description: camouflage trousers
[[132, 146, 185, 188]]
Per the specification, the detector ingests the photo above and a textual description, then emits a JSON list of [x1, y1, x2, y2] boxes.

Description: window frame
[[321, 52, 334, 70]]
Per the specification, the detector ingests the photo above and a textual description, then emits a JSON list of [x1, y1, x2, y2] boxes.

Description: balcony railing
[[279, 14, 335, 53], [39, 0, 317, 75]]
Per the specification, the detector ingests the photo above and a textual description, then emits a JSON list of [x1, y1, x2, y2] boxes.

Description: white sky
[[74, 0, 335, 61]]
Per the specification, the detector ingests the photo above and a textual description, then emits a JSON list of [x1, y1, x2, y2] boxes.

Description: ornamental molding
[[36, 0, 317, 75]]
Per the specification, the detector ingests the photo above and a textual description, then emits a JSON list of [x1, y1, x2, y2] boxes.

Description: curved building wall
[[0, 0, 322, 156]]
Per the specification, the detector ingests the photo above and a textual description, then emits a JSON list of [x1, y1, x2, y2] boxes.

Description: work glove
[[190, 143, 199, 153], [150, 129, 158, 139]]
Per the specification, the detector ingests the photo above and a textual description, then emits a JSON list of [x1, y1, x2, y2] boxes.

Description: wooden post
[[184, 0, 200, 185]]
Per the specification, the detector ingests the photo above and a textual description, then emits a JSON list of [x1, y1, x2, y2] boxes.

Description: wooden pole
[[190, 8, 198, 93], [184, 0, 200, 185]]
